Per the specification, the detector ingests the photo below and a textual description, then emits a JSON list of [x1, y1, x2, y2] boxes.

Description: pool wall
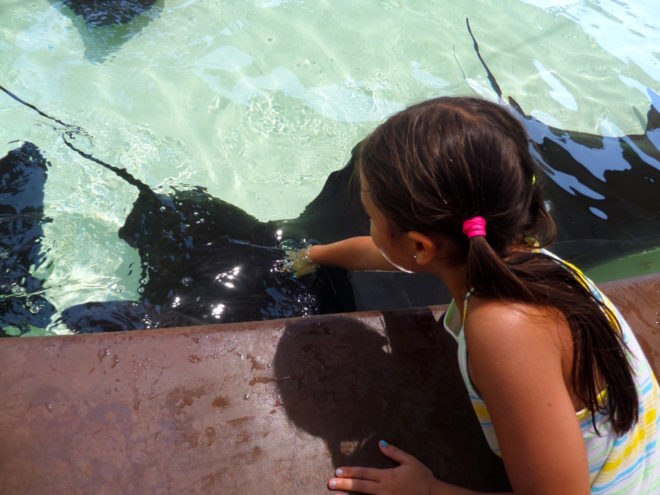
[[0, 273, 658, 494]]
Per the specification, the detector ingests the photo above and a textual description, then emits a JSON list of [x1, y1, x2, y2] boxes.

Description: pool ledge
[[1, 273, 659, 494]]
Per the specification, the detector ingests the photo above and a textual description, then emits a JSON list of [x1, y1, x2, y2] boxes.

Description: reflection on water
[[520, 0, 659, 82]]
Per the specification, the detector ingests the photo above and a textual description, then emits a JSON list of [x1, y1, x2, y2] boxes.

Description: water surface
[[1, 0, 658, 335]]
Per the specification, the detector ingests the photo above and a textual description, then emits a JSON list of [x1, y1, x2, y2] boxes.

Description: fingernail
[[336, 468, 343, 476], [330, 480, 336, 488], [380, 439, 388, 448]]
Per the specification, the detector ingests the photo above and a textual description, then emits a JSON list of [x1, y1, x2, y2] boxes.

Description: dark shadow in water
[[273, 312, 511, 492], [0, 143, 57, 335], [48, 0, 163, 63]]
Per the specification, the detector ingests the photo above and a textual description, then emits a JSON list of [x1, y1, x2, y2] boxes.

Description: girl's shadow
[[273, 310, 511, 492]]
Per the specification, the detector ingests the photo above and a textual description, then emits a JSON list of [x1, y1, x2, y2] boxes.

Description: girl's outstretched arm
[[309, 236, 398, 271]]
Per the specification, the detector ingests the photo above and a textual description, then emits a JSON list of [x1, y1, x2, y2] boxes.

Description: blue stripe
[[591, 447, 657, 493], [645, 439, 657, 455], [641, 379, 653, 396]]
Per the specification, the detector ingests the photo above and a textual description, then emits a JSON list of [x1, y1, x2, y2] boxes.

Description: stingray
[[47, 0, 163, 62], [59, 0, 160, 26], [0, 81, 363, 335], [465, 19, 660, 268], [57, 141, 361, 332], [0, 143, 57, 335]]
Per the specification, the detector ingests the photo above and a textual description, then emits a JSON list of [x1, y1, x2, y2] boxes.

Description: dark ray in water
[[520, 99, 660, 266], [465, 19, 660, 267], [0, 143, 57, 335], [60, 0, 159, 26], [0, 139, 356, 335], [1, 79, 359, 334], [47, 0, 163, 62], [56, 140, 355, 332]]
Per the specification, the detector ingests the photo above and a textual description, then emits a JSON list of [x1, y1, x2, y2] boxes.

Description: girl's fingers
[[378, 440, 415, 465], [330, 465, 388, 493], [329, 476, 380, 494], [329, 441, 422, 493], [335, 466, 385, 481]]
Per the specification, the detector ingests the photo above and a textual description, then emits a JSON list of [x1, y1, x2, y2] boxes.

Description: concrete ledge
[[1, 274, 658, 494]]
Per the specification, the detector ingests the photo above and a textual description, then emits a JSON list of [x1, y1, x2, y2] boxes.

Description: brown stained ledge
[[0, 273, 659, 494]]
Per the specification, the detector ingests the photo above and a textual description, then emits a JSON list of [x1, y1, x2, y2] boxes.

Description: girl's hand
[[328, 440, 443, 495], [281, 246, 319, 277]]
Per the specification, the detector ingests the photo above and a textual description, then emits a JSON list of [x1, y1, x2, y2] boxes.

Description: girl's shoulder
[[465, 296, 568, 338], [464, 297, 573, 387]]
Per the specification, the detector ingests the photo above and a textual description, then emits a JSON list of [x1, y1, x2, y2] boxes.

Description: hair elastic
[[462, 216, 487, 239]]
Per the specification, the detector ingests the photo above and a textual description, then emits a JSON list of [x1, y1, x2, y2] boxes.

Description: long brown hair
[[357, 96, 638, 435]]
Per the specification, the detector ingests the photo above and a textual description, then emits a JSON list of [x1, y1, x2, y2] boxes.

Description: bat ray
[[0, 83, 359, 335], [59, 0, 160, 26], [0, 143, 57, 335], [47, 0, 163, 62], [58, 141, 359, 332], [465, 19, 660, 268]]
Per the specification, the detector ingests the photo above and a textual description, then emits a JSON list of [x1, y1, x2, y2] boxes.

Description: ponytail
[[463, 216, 534, 301], [464, 221, 638, 435]]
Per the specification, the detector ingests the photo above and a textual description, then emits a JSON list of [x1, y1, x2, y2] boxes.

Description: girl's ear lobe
[[407, 231, 436, 265]]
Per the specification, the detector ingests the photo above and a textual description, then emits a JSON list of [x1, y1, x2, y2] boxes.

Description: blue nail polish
[[380, 439, 388, 448], [330, 480, 336, 488], [336, 468, 343, 476]]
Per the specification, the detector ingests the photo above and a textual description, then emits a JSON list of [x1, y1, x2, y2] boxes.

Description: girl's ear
[[407, 231, 437, 265]]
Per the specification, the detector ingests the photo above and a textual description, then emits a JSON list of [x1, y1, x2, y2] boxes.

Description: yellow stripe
[[576, 388, 608, 420], [471, 400, 490, 419], [548, 254, 623, 334], [600, 405, 657, 475]]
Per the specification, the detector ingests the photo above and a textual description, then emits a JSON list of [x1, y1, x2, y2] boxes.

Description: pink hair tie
[[462, 216, 487, 239]]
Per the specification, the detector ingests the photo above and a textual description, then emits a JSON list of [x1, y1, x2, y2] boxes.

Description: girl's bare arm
[[465, 299, 591, 495], [309, 236, 398, 271]]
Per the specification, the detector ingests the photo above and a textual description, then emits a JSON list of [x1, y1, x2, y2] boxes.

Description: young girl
[[290, 97, 660, 494]]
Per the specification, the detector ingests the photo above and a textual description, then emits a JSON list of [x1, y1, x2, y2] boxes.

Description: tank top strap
[[462, 289, 473, 324], [539, 248, 621, 332]]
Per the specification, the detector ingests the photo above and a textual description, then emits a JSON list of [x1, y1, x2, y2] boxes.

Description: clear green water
[[1, 0, 659, 334]]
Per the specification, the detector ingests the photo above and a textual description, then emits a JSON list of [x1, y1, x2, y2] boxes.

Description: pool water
[[1, 0, 659, 336]]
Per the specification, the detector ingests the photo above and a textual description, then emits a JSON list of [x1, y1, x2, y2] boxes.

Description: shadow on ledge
[[273, 310, 511, 492]]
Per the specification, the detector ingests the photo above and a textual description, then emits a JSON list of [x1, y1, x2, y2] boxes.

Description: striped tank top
[[443, 252, 660, 494]]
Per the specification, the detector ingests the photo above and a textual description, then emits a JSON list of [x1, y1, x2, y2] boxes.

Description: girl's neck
[[429, 260, 469, 316]]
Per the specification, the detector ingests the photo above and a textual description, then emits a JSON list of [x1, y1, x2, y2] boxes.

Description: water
[[1, 0, 658, 336]]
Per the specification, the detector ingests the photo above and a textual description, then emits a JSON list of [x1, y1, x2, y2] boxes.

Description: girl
[[289, 97, 660, 494]]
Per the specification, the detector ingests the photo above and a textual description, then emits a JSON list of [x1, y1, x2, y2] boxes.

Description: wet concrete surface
[[0, 273, 658, 494]]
